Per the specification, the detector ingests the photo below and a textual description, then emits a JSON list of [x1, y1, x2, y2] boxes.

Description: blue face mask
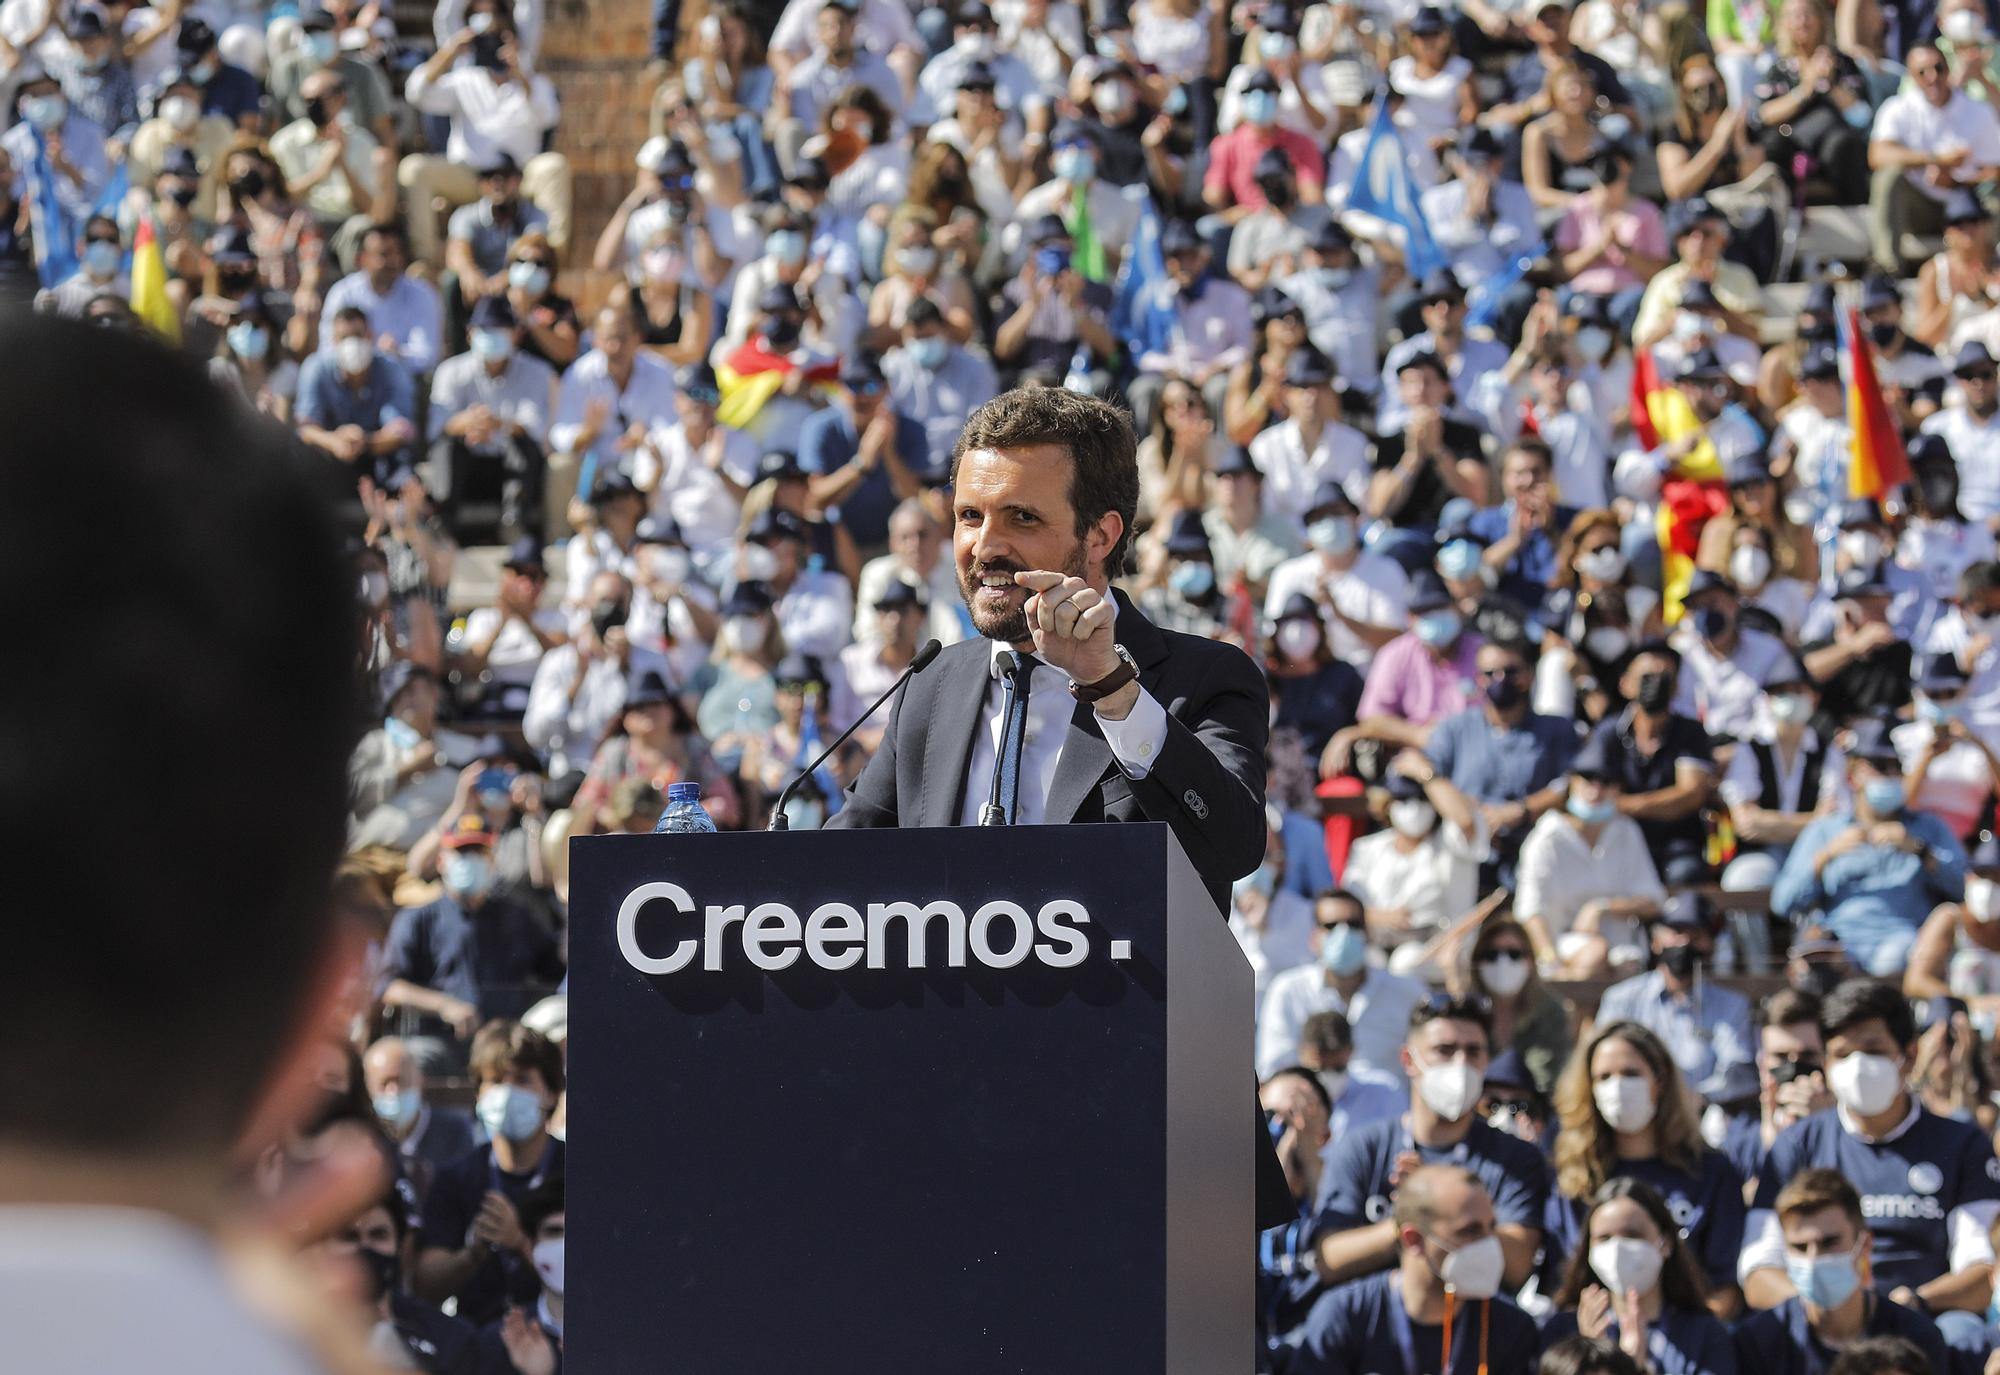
[[1242, 90, 1279, 126], [373, 1088, 421, 1128], [1917, 693, 1961, 725], [1052, 147, 1095, 183], [1437, 539, 1481, 580], [909, 335, 948, 369], [1414, 610, 1461, 647], [1863, 777, 1906, 816], [383, 716, 420, 751], [1567, 793, 1618, 824], [766, 229, 807, 266], [1233, 862, 1276, 903], [21, 94, 65, 130], [508, 260, 551, 294], [1320, 922, 1369, 976], [470, 328, 514, 362], [442, 851, 492, 897], [476, 1084, 546, 1144], [1170, 561, 1215, 599], [1164, 85, 1189, 116], [1307, 516, 1356, 556], [307, 32, 338, 65], [227, 321, 269, 360], [1785, 1248, 1862, 1310], [83, 239, 119, 277]]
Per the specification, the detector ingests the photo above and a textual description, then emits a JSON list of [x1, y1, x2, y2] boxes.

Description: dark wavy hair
[[950, 388, 1142, 577], [1551, 1177, 1711, 1312]]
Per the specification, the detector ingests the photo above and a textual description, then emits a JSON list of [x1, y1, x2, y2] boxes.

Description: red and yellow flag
[[1845, 307, 1910, 499], [1632, 348, 1727, 624], [129, 216, 178, 343]]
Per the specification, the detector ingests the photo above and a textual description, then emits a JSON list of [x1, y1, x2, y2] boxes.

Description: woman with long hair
[[1659, 54, 1771, 205], [1542, 1178, 1738, 1374], [208, 289, 297, 422], [867, 206, 979, 348], [1914, 194, 2000, 349], [1694, 457, 1818, 587], [1752, 0, 1872, 204], [1450, 915, 1572, 1097], [573, 672, 740, 834], [1535, 510, 1664, 723], [1222, 288, 1309, 445], [1550, 1022, 1748, 1315], [1135, 378, 1227, 526], [1521, 62, 1605, 211], [1386, 8, 1476, 154]]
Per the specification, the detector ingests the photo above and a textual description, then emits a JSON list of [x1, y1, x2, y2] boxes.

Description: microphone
[[768, 638, 943, 830], [978, 650, 1024, 827]]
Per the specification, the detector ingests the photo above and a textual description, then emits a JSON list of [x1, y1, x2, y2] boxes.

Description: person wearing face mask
[[549, 303, 681, 533], [450, 539, 567, 724], [525, 566, 672, 773], [993, 214, 1118, 389], [1200, 67, 1328, 226], [1256, 891, 1426, 1081], [1138, 510, 1230, 638], [4, 65, 111, 233], [1714, 989, 1836, 1184], [207, 291, 299, 421], [32, 213, 127, 318], [1801, 566, 1917, 729], [1914, 191, 2000, 351], [1697, 452, 1819, 619], [1264, 594, 1366, 760], [380, 813, 565, 1066], [1224, 154, 1327, 297], [1299, 1010, 1414, 1140], [297, 304, 419, 496], [1898, 440, 1993, 645], [1543, 513, 1662, 712], [835, 576, 930, 751], [1379, 281, 1511, 437], [1215, 5, 1329, 140], [1923, 341, 2000, 539], [1735, 1169, 1951, 1375], [496, 232, 579, 370], [1298, 1163, 1542, 1375], [1581, 642, 1717, 886], [883, 293, 999, 463], [1740, 980, 2000, 1358], [1852, 275, 1946, 429], [1468, 440, 1579, 613], [694, 580, 787, 763], [1907, 853, 2000, 1018], [735, 506, 852, 659], [1630, 199, 1765, 356], [1076, 63, 1153, 189], [1311, 1000, 1549, 1296], [1453, 919, 1571, 1099], [1274, 219, 1384, 407], [796, 352, 929, 548], [1774, 717, 1967, 975], [351, 660, 463, 850], [1005, 120, 1140, 284], [726, 204, 835, 355], [629, 363, 753, 575], [1928, 560, 2000, 747], [165, 16, 261, 128], [268, 7, 397, 144], [1544, 1178, 1739, 1371], [909, 1, 1041, 126], [473, 1182, 567, 1373], [1717, 663, 1842, 902], [1550, 1016, 1751, 1307], [1229, 835, 1320, 1001], [1668, 570, 1793, 740], [1516, 739, 1667, 975], [1127, 218, 1256, 434], [363, 1036, 478, 1213], [1653, 280, 1763, 392], [1337, 575, 1484, 774], [1421, 128, 1541, 330], [1895, 655, 2000, 845], [1199, 446, 1302, 599], [53, 9, 139, 144], [415, 1022, 567, 1326], [428, 295, 558, 543], [1341, 752, 1487, 968], [443, 154, 549, 316]]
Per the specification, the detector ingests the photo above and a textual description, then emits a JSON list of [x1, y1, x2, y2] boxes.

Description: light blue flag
[[1344, 99, 1446, 282], [1111, 195, 1177, 360], [1465, 238, 1547, 332], [29, 129, 76, 289]]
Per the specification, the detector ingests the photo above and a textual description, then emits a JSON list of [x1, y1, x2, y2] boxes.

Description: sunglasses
[[1477, 666, 1526, 681], [1965, 370, 1998, 383], [1482, 946, 1531, 960]]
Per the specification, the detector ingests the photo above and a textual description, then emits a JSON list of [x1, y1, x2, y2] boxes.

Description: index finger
[[1013, 570, 1066, 592]]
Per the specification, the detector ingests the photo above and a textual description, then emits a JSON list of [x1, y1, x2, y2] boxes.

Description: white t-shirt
[[1871, 87, 2000, 199], [1386, 56, 1472, 145], [1341, 814, 1488, 936], [1250, 418, 1372, 525], [459, 606, 567, 686], [1668, 624, 1794, 741], [1515, 810, 1666, 960], [1262, 550, 1410, 670]]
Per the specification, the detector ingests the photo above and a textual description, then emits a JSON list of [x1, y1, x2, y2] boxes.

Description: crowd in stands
[[24, 0, 2000, 1364]]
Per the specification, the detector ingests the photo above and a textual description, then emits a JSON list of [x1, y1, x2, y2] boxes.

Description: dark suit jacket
[[826, 591, 1295, 1226], [827, 591, 1268, 913]]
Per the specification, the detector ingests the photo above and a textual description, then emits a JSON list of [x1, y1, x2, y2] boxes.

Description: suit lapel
[[920, 643, 993, 827], [1043, 593, 1170, 823]]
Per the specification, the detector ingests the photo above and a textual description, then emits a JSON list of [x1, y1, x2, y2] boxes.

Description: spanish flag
[[714, 334, 839, 432], [1845, 307, 1910, 500], [129, 216, 178, 343], [1631, 348, 1728, 624]]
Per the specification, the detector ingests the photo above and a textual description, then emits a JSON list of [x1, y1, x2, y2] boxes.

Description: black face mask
[[1658, 943, 1701, 980], [1920, 472, 1959, 515], [219, 268, 256, 294], [472, 30, 507, 68], [1800, 317, 1837, 344], [230, 169, 266, 200], [1258, 175, 1295, 209], [163, 183, 196, 207], [358, 1244, 400, 1301], [1693, 606, 1731, 641], [490, 193, 519, 218], [1484, 675, 1525, 711], [760, 314, 802, 347], [590, 599, 629, 638], [304, 96, 332, 125], [1635, 669, 1676, 713], [1869, 320, 1899, 349]]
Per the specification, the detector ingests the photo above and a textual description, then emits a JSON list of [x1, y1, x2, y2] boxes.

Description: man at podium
[[827, 386, 1269, 919]]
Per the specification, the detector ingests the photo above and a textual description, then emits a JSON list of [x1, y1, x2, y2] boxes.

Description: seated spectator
[[446, 153, 549, 317], [1264, 595, 1366, 761], [1380, 275, 1509, 436], [1229, 835, 1319, 1000], [449, 537, 567, 723], [1858, 276, 1947, 432], [1421, 127, 1540, 339], [835, 576, 928, 749], [564, 468, 647, 617], [1298, 1010, 1410, 1138], [1517, 737, 1667, 973], [1250, 348, 1370, 528], [1256, 890, 1425, 1080], [630, 362, 752, 578], [1657, 53, 1769, 207], [992, 212, 1117, 388], [1751, 0, 1872, 207], [1773, 716, 1967, 975], [1295, 1164, 1542, 1375], [1600, 896, 1756, 1097], [502, 230, 581, 371], [883, 295, 998, 465], [1631, 199, 1764, 354], [1717, 988, 1833, 1185], [271, 69, 394, 269], [1203, 68, 1326, 224], [1135, 377, 1226, 526], [1006, 118, 1137, 282], [414, 1020, 567, 1327], [34, 213, 125, 318], [548, 303, 680, 533], [1868, 42, 2000, 274], [1386, 7, 1476, 154], [1899, 439, 1993, 645], [427, 295, 557, 542], [269, 8, 396, 142], [474, 1179, 565, 1372], [1697, 451, 1819, 604], [1718, 663, 1843, 907], [1312, 998, 1548, 1292], [1345, 750, 1486, 957], [1274, 219, 1383, 409], [1670, 570, 1793, 739], [1469, 438, 1578, 613], [626, 513, 723, 688], [362, 1035, 477, 1211], [1914, 192, 2000, 353], [798, 354, 931, 550], [1138, 511, 1230, 638], [1205, 447, 1303, 599], [349, 660, 459, 851], [402, 1, 570, 264], [1453, 916, 1572, 1098], [744, 507, 852, 660], [1128, 218, 1255, 435], [1740, 979, 2000, 1357], [207, 290, 298, 423], [1583, 642, 1715, 884], [852, 497, 962, 648], [572, 669, 739, 835], [1895, 654, 2000, 842], [1419, 636, 1577, 871], [1266, 484, 1408, 673], [1542, 1178, 1738, 1367], [170, 16, 262, 128], [1262, 1066, 1334, 1235], [524, 568, 664, 773], [696, 580, 787, 764], [1221, 154, 1328, 298], [54, 8, 139, 144], [1214, 4, 1330, 143], [1738, 1169, 1953, 1375], [319, 223, 443, 379]]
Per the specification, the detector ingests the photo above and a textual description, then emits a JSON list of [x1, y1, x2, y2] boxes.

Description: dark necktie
[[994, 653, 1039, 825]]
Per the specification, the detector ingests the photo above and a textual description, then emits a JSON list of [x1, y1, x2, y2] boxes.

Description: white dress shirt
[[955, 619, 1170, 828], [1255, 962, 1427, 1080], [631, 422, 755, 566], [548, 349, 680, 457], [404, 63, 560, 169], [1262, 550, 1410, 669], [1250, 417, 1372, 526], [773, 569, 855, 660]]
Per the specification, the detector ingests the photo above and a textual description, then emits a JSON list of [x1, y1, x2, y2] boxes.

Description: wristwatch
[[1070, 644, 1139, 704]]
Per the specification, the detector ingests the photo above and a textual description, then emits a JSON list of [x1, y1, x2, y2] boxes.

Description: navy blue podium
[[567, 821, 1252, 1373]]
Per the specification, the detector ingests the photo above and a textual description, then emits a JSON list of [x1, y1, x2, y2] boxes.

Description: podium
[[568, 822, 1253, 1373]]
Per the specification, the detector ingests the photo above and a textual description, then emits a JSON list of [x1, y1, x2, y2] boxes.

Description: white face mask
[[1589, 1237, 1666, 1297], [1574, 325, 1613, 362], [1828, 1052, 1904, 1117], [531, 1237, 565, 1295], [1574, 546, 1627, 583], [1430, 1232, 1505, 1299], [1414, 1057, 1484, 1121], [720, 616, 764, 654], [740, 542, 780, 582], [1966, 874, 2000, 922], [1730, 544, 1773, 590], [1673, 310, 1708, 343], [1843, 530, 1885, 568], [359, 571, 389, 607], [1275, 619, 1321, 661], [1945, 6, 1987, 40], [1318, 1068, 1349, 1103], [1768, 692, 1813, 725], [1584, 624, 1631, 663], [336, 336, 375, 375], [1388, 798, 1436, 838], [1592, 1072, 1657, 1134], [1477, 953, 1530, 998]]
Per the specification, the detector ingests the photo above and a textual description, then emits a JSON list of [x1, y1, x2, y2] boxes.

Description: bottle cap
[[667, 781, 701, 803]]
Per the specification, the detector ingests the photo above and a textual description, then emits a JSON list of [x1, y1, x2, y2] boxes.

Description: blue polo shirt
[[795, 404, 933, 547], [1540, 1305, 1736, 1375], [1314, 1116, 1551, 1236], [1465, 502, 1580, 609], [381, 891, 565, 1024], [1732, 1295, 1949, 1375], [1539, 1150, 1747, 1293], [1426, 706, 1579, 807], [1294, 1271, 1542, 1375]]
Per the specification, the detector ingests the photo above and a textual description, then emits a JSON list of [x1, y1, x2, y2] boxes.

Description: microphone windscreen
[[912, 638, 943, 671]]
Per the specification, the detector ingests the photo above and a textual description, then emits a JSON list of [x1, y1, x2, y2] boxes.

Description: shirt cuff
[[1949, 1200, 2000, 1272], [1096, 683, 1169, 779]]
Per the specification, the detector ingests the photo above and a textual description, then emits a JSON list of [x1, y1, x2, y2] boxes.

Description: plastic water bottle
[[654, 781, 717, 834]]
